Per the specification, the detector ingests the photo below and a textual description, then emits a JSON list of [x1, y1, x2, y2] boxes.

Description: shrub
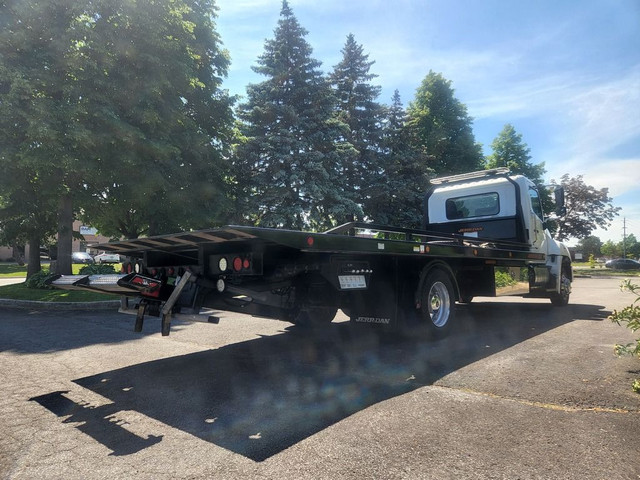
[[609, 280, 640, 393], [495, 268, 517, 288], [79, 264, 117, 275], [24, 270, 55, 289]]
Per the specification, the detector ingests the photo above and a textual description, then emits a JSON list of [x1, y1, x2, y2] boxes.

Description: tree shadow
[[0, 308, 174, 354], [32, 301, 607, 460]]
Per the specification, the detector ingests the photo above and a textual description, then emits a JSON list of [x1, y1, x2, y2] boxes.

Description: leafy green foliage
[[577, 236, 603, 258], [495, 269, 517, 288], [76, 0, 235, 238], [609, 280, 640, 392], [79, 264, 117, 275], [407, 71, 484, 176], [0, 0, 235, 273], [0, 0, 83, 275], [24, 270, 55, 290], [2, 0, 622, 252], [486, 124, 546, 186]]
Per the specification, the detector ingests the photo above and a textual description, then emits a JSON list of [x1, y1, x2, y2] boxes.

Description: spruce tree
[[235, 1, 357, 230], [329, 34, 385, 222], [368, 90, 431, 228]]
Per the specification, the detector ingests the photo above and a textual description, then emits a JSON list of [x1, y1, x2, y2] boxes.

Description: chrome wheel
[[418, 268, 456, 338], [428, 281, 451, 327]]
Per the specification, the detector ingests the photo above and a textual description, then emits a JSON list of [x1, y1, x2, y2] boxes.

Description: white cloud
[[566, 69, 640, 158]]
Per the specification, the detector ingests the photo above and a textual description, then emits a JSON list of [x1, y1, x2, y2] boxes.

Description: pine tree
[[235, 1, 357, 230], [407, 71, 483, 176], [329, 34, 385, 222], [368, 90, 431, 228]]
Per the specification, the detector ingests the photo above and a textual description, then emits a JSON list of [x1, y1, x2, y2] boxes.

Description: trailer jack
[[125, 271, 194, 336], [161, 270, 193, 336]]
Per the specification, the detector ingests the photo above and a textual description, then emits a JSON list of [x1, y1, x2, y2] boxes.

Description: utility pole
[[622, 217, 627, 258]]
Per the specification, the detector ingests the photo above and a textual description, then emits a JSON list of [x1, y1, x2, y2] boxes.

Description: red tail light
[[233, 257, 243, 272]]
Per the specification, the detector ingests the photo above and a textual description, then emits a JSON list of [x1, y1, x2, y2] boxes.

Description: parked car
[[605, 258, 640, 270], [94, 252, 121, 264], [71, 251, 95, 264]]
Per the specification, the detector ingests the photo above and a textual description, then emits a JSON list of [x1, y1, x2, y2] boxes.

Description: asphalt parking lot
[[1, 277, 639, 479]]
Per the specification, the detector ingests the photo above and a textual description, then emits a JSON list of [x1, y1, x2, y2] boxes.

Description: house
[[0, 221, 112, 262]]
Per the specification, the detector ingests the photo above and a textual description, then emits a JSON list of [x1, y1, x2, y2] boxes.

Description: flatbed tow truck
[[49, 168, 572, 338]]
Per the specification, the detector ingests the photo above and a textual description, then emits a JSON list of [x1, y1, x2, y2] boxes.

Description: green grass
[[0, 263, 123, 302], [0, 282, 119, 302], [0, 263, 121, 277], [572, 262, 640, 277], [0, 263, 30, 277]]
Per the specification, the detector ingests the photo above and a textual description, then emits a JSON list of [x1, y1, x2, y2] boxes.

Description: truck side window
[[445, 192, 500, 220], [529, 187, 543, 219]]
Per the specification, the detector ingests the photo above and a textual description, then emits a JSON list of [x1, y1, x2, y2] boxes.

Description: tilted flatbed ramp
[[94, 224, 544, 263]]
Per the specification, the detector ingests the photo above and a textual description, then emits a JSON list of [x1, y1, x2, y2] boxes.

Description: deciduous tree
[[486, 124, 545, 186], [0, 0, 93, 274], [554, 174, 620, 241], [407, 71, 483, 176], [78, 0, 234, 238], [0, 0, 235, 287], [576, 235, 602, 259]]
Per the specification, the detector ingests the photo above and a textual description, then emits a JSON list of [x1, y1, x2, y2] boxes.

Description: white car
[[93, 252, 121, 264]]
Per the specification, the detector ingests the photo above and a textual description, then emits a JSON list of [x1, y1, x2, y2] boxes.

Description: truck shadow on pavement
[[32, 301, 608, 460]]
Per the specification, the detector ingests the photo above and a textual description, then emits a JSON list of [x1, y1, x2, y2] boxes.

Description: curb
[[0, 298, 121, 311]]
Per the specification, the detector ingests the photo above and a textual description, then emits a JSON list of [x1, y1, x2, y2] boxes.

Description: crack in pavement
[[433, 385, 640, 414]]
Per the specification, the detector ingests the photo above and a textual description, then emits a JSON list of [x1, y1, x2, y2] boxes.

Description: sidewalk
[[0, 277, 26, 286]]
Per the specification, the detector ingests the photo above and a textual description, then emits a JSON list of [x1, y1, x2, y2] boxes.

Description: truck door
[[528, 186, 545, 252]]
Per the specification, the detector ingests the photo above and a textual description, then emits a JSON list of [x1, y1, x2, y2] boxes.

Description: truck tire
[[550, 260, 571, 306], [459, 295, 473, 304], [290, 306, 337, 328], [419, 269, 456, 337]]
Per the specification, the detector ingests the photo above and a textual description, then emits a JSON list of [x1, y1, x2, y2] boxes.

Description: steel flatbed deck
[[96, 222, 545, 264]]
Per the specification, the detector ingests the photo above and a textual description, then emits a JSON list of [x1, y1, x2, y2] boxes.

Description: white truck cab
[[424, 168, 572, 304], [425, 169, 567, 252]]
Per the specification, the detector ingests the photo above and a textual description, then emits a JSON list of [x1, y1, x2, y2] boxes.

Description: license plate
[[338, 275, 367, 289]]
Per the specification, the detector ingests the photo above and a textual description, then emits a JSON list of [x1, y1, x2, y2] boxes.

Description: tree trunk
[[11, 242, 25, 266], [55, 194, 73, 275], [26, 235, 42, 278]]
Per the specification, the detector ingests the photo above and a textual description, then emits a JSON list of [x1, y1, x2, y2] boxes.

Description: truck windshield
[[445, 192, 500, 220]]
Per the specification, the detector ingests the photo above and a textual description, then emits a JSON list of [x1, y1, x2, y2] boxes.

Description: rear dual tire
[[289, 306, 337, 328]]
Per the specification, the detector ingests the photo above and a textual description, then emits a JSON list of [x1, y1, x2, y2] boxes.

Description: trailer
[[49, 168, 572, 338]]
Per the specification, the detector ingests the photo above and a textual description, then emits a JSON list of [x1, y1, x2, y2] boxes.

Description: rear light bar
[[209, 254, 259, 275]]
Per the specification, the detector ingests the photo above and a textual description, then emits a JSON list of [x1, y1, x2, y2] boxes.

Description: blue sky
[[215, 0, 640, 245]]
